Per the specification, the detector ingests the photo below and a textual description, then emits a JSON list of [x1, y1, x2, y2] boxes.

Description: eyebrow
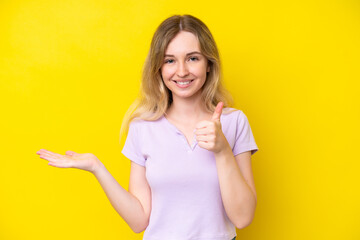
[[164, 51, 203, 57]]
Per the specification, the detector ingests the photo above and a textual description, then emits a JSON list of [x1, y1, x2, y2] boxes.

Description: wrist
[[214, 144, 233, 159], [91, 160, 105, 176]]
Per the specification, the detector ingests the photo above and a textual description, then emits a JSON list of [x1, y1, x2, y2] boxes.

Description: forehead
[[165, 31, 201, 54]]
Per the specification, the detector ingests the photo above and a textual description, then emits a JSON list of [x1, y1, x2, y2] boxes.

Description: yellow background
[[1, 0, 359, 239]]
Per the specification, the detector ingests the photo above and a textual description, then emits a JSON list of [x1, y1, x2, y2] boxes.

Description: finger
[[48, 160, 73, 168], [194, 128, 209, 135], [39, 154, 59, 163], [36, 149, 51, 155], [195, 120, 211, 129], [38, 151, 55, 159], [196, 134, 211, 142], [211, 102, 224, 121], [197, 141, 211, 149], [37, 149, 62, 159], [38, 151, 67, 163], [44, 155, 75, 168], [39, 151, 64, 161], [37, 149, 54, 154]]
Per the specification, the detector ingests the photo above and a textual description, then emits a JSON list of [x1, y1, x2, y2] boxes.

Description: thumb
[[211, 102, 224, 121], [65, 150, 78, 156]]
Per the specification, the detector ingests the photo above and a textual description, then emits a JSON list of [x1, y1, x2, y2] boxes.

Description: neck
[[166, 91, 211, 122]]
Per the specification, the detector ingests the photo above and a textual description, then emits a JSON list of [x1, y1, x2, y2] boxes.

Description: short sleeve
[[232, 111, 259, 156], [121, 121, 146, 166]]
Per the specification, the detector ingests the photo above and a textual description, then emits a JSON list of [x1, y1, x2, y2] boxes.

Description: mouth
[[173, 79, 194, 86]]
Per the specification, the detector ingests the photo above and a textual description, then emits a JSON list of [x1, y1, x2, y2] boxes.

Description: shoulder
[[129, 115, 166, 130], [221, 107, 252, 130], [222, 107, 245, 120]]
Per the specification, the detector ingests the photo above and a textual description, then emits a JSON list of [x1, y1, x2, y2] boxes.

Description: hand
[[194, 102, 230, 153], [36, 149, 103, 174]]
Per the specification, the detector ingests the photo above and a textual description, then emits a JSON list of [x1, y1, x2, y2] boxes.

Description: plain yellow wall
[[0, 0, 359, 239]]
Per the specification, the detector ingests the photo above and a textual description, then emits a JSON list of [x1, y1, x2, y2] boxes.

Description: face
[[160, 31, 210, 101]]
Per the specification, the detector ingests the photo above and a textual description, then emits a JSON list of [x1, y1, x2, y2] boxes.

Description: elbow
[[132, 227, 145, 234], [234, 217, 253, 229], [130, 219, 149, 233], [233, 212, 255, 229], [131, 226, 146, 234], [234, 196, 257, 229]]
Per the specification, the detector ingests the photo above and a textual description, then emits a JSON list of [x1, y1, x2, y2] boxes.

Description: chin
[[175, 90, 202, 100]]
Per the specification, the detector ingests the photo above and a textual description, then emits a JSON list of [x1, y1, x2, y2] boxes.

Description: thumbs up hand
[[194, 102, 230, 153]]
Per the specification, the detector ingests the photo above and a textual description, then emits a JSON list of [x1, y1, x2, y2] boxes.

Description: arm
[[36, 149, 151, 233], [93, 161, 151, 233], [194, 102, 257, 229], [214, 148, 257, 229]]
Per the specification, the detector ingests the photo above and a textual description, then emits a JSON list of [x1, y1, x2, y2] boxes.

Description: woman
[[36, 15, 258, 240]]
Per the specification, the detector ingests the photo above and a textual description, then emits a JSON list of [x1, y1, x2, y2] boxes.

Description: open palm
[[36, 149, 100, 173]]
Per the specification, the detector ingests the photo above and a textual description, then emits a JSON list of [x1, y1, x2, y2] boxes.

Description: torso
[[123, 108, 250, 240]]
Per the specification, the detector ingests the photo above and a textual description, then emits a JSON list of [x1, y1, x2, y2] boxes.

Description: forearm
[[214, 146, 257, 229], [92, 162, 148, 232]]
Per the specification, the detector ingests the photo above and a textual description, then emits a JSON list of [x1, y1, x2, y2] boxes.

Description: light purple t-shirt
[[121, 108, 258, 240]]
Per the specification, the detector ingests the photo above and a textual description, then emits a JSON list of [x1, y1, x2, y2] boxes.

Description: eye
[[164, 59, 174, 64], [189, 56, 199, 61]]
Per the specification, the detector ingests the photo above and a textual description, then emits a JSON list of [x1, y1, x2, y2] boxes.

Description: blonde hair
[[120, 14, 235, 140]]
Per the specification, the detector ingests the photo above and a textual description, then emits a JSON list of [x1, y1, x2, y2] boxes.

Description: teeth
[[177, 81, 191, 85]]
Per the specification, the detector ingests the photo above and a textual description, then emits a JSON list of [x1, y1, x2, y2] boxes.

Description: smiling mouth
[[173, 80, 194, 85]]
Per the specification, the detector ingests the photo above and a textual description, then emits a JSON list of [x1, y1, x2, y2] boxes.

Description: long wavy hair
[[120, 14, 235, 140]]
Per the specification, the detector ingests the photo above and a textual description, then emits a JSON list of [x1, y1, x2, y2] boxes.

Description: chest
[[177, 126, 197, 147], [144, 132, 219, 193], [164, 115, 212, 147], [140, 116, 236, 191]]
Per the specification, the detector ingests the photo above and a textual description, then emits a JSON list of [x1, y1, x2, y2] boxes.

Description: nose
[[176, 62, 189, 78]]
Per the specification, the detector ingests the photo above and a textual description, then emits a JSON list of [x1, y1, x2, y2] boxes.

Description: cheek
[[161, 67, 173, 80], [160, 67, 165, 77], [160, 69, 172, 89], [193, 65, 208, 77]]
